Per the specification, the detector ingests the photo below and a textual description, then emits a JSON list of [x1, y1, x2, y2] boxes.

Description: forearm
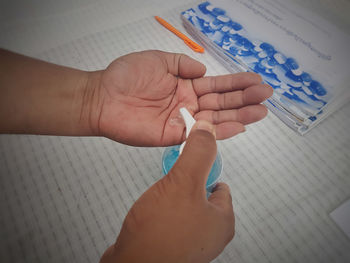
[[0, 49, 102, 136]]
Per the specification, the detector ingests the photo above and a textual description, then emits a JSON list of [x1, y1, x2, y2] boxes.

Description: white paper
[[331, 199, 350, 239], [181, 0, 350, 134]]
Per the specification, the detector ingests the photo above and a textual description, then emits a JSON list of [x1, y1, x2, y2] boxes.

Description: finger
[[208, 182, 233, 211], [198, 84, 272, 111], [169, 120, 217, 194], [215, 122, 245, 140], [193, 72, 263, 96], [195, 104, 269, 125], [161, 51, 206, 79]]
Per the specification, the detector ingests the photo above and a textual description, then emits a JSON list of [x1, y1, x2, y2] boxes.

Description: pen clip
[[183, 39, 204, 53]]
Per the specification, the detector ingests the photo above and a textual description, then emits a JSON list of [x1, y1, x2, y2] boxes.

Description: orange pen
[[155, 16, 204, 53]]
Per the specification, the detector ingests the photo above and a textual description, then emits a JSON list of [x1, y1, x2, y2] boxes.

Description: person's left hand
[[87, 50, 272, 146]]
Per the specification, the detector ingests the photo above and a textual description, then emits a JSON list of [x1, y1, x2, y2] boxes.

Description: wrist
[[76, 70, 104, 136]]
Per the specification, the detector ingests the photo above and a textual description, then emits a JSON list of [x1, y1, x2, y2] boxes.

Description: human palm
[[97, 50, 272, 146]]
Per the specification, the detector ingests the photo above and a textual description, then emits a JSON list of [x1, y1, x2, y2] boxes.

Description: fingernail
[[193, 120, 216, 138]]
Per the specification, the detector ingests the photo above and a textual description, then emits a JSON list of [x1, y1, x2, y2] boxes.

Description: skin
[[95, 51, 272, 146], [0, 48, 273, 262], [101, 122, 235, 263]]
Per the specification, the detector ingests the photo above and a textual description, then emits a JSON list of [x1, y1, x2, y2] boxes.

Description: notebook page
[[181, 0, 350, 134], [331, 199, 350, 239], [1, 6, 350, 263], [0, 0, 198, 56]]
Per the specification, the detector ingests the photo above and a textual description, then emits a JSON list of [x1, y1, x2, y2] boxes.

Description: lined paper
[[0, 3, 349, 263]]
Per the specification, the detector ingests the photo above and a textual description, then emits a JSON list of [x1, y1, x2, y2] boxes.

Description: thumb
[[169, 120, 217, 195], [162, 51, 207, 78]]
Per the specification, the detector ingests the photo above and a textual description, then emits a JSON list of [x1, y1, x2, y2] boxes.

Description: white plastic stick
[[179, 107, 196, 154]]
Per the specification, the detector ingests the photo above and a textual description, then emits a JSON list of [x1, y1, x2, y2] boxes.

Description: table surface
[[1, 1, 350, 262]]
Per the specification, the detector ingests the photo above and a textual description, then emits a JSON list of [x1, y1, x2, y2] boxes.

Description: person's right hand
[[100, 120, 234, 263]]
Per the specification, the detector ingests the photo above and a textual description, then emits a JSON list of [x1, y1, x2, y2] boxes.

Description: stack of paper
[[181, 0, 350, 134]]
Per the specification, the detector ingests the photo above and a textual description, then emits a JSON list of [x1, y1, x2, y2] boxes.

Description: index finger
[[193, 72, 263, 96]]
